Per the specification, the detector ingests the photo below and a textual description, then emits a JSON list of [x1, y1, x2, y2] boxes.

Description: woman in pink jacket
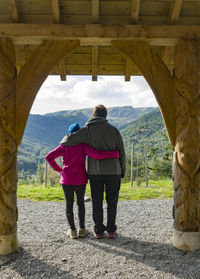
[[45, 123, 119, 239]]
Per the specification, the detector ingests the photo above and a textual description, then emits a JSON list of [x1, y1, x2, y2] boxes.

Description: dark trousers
[[62, 184, 86, 230], [89, 177, 121, 234]]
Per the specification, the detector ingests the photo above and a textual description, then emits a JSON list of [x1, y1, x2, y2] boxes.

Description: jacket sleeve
[[83, 144, 119, 160], [60, 127, 89, 146], [45, 145, 63, 172], [115, 129, 126, 176]]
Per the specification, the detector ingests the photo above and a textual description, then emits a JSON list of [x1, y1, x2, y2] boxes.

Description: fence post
[[130, 142, 134, 187], [45, 160, 47, 187], [144, 144, 148, 187]]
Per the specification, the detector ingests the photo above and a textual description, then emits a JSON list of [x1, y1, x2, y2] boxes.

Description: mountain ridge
[[18, 106, 158, 173]]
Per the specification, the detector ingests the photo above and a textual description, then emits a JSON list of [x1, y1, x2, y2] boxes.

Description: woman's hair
[[93, 105, 107, 118]]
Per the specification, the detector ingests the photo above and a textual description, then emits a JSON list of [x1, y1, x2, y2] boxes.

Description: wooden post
[[45, 160, 48, 187], [0, 38, 18, 255], [172, 39, 200, 251], [0, 40, 79, 255], [130, 143, 134, 187], [144, 145, 148, 187]]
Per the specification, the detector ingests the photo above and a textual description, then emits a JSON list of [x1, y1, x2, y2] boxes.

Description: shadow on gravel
[[0, 247, 78, 279], [79, 234, 200, 279]]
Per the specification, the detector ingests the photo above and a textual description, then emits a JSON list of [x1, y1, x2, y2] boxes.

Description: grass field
[[17, 179, 173, 202]]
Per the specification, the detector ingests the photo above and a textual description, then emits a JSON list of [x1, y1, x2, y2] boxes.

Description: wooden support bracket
[[112, 40, 176, 146], [16, 40, 79, 145]]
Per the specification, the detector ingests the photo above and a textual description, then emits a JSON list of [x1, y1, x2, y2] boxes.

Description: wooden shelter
[[0, 0, 200, 254]]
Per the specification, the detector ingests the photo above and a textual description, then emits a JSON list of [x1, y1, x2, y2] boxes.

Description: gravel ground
[[0, 199, 200, 279]]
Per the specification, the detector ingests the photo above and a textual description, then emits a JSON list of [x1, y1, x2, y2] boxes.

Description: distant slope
[[18, 106, 156, 173], [120, 108, 166, 153], [46, 106, 154, 129], [24, 112, 88, 147]]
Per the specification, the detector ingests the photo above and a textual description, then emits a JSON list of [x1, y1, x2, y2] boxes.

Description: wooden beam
[[168, 0, 183, 25], [162, 0, 183, 64], [52, 0, 60, 24], [16, 40, 79, 145], [125, 58, 132, 81], [8, 0, 20, 23], [58, 60, 66, 81], [1, 24, 200, 46], [113, 40, 176, 146], [92, 0, 99, 23], [0, 38, 18, 254], [51, 0, 67, 80], [92, 46, 98, 81], [130, 0, 140, 24]]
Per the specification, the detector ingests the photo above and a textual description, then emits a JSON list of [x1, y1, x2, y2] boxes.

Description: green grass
[[17, 179, 173, 202]]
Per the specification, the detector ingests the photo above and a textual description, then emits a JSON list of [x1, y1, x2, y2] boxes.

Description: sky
[[30, 75, 158, 115]]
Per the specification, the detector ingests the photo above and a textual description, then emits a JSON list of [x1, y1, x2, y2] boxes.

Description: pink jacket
[[45, 144, 119, 185]]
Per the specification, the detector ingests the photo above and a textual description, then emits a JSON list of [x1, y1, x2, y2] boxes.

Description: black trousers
[[89, 177, 121, 234], [62, 184, 86, 230]]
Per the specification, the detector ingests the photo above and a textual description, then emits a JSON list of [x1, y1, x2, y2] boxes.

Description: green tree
[[36, 161, 44, 185]]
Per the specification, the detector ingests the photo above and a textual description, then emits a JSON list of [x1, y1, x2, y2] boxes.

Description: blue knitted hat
[[67, 123, 80, 134]]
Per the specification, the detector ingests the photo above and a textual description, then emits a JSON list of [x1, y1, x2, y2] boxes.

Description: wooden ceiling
[[0, 0, 200, 81]]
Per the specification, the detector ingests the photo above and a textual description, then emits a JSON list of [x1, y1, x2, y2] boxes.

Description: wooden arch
[[1, 0, 200, 254]]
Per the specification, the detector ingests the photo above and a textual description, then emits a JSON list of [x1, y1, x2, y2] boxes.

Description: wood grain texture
[[92, 45, 98, 81], [92, 0, 99, 23], [8, 0, 20, 23], [112, 40, 176, 146], [173, 39, 200, 232], [0, 38, 17, 235], [52, 0, 60, 23], [130, 0, 140, 24]]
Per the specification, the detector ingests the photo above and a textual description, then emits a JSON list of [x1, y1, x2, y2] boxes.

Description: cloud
[[31, 75, 158, 114]]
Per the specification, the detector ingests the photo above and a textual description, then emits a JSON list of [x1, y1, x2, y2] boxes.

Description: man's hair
[[93, 105, 107, 118]]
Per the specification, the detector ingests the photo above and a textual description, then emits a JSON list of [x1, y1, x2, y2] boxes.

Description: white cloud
[[31, 75, 158, 115]]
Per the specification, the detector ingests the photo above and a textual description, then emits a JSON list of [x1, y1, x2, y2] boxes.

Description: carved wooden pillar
[[112, 40, 200, 251], [0, 38, 18, 254], [0, 39, 79, 255], [172, 39, 200, 250]]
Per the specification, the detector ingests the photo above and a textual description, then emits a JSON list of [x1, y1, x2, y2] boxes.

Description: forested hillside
[[120, 108, 166, 153], [18, 106, 156, 173]]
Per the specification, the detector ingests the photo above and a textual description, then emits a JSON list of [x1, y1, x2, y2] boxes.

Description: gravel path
[[0, 199, 200, 279]]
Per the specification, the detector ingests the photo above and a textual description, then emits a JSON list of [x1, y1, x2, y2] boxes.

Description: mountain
[[45, 106, 154, 128], [120, 108, 167, 154], [18, 106, 156, 173]]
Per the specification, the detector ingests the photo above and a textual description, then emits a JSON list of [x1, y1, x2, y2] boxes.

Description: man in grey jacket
[[60, 105, 126, 239]]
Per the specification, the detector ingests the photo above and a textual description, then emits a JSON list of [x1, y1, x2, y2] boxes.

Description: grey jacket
[[60, 117, 126, 176]]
